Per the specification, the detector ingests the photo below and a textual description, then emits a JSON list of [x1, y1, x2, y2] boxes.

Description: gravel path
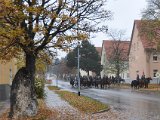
[[45, 86, 72, 108]]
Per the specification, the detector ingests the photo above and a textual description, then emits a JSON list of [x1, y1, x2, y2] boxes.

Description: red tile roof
[[135, 20, 157, 49], [102, 40, 130, 61], [129, 20, 157, 54]]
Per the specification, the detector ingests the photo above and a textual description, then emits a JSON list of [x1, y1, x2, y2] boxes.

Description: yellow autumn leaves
[[16, 51, 51, 73], [0, 0, 90, 62], [0, 99, 56, 120]]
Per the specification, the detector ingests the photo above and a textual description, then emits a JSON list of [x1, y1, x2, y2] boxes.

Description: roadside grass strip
[[112, 83, 131, 89], [148, 84, 160, 89], [48, 86, 60, 90], [55, 90, 108, 114]]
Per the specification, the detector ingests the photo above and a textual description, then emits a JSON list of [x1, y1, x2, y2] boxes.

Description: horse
[[69, 76, 76, 87], [100, 76, 111, 89], [70, 79, 74, 87], [144, 77, 152, 88], [131, 77, 152, 89], [131, 80, 139, 89]]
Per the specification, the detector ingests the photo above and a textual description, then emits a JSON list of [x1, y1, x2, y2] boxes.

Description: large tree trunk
[[87, 71, 89, 76], [9, 53, 38, 119]]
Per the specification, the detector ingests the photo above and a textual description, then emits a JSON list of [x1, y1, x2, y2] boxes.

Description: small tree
[[52, 58, 76, 79], [106, 30, 129, 80], [67, 40, 102, 76], [80, 41, 102, 76]]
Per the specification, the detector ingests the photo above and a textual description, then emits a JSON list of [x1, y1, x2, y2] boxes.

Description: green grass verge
[[47, 86, 60, 90], [55, 90, 108, 113]]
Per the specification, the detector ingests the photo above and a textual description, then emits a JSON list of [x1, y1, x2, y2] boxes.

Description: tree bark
[[9, 53, 38, 119], [26, 53, 36, 83], [87, 71, 89, 76], [116, 65, 120, 84]]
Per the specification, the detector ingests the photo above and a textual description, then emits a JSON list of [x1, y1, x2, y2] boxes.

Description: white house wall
[[101, 44, 107, 78], [80, 69, 92, 76]]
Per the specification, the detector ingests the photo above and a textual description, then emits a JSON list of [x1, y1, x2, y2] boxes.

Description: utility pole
[[77, 43, 80, 96], [77, 0, 86, 96]]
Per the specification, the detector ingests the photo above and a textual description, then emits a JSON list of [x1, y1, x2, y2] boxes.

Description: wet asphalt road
[[51, 80, 160, 120]]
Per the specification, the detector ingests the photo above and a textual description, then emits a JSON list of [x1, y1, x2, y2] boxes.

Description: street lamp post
[[76, 0, 86, 96], [77, 0, 81, 96], [77, 43, 80, 96]]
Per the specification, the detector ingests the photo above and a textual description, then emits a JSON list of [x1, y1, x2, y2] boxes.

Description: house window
[[153, 55, 158, 61], [153, 69, 158, 77], [136, 70, 139, 74]]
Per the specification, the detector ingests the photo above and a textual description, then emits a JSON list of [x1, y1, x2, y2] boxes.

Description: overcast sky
[[90, 0, 147, 47], [58, 0, 147, 58]]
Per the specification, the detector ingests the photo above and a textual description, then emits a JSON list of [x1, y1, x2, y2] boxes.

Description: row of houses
[[98, 20, 160, 82], [80, 20, 160, 82]]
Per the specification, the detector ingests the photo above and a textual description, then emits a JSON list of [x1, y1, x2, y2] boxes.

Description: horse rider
[[136, 74, 140, 81]]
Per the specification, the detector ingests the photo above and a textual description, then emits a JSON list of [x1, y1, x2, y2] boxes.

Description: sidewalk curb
[[92, 107, 111, 114]]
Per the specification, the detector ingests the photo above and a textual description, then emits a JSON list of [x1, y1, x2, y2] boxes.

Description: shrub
[[35, 78, 45, 99]]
